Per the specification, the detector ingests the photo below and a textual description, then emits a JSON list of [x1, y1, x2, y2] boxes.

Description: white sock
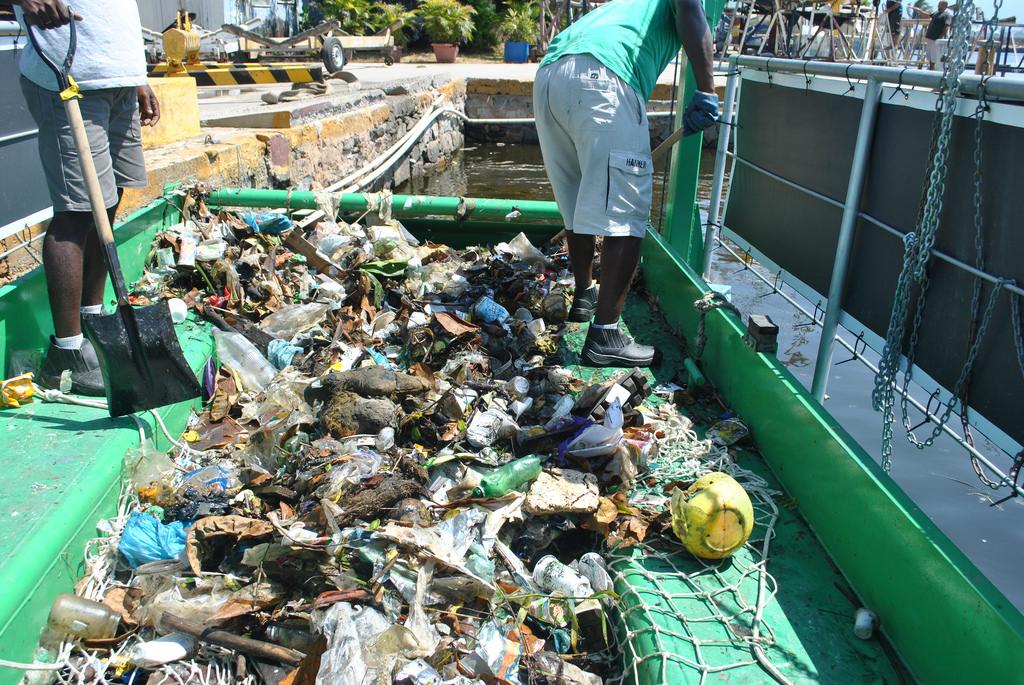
[[54, 334, 84, 350], [592, 321, 619, 330], [80, 304, 103, 315]]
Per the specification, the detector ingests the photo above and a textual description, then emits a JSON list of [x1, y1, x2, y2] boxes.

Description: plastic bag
[[1, 373, 35, 408], [241, 212, 294, 235], [119, 513, 188, 568], [314, 602, 392, 685]]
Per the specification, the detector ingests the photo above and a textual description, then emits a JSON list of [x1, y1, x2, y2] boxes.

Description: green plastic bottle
[[472, 455, 542, 498]]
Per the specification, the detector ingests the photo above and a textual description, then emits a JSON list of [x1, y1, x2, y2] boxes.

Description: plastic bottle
[[532, 556, 594, 599], [472, 455, 542, 498], [213, 329, 276, 392], [504, 376, 530, 399], [46, 594, 120, 641], [265, 623, 314, 652]]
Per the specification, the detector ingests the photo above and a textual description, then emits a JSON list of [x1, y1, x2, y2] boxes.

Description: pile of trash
[[33, 186, 755, 685]]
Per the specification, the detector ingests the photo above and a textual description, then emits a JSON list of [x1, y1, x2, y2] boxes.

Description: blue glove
[[682, 91, 720, 135]]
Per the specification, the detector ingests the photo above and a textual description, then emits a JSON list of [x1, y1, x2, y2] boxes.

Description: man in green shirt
[[534, 0, 718, 367]]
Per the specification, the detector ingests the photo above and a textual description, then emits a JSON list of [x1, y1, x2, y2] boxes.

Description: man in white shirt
[[13, 0, 159, 395]]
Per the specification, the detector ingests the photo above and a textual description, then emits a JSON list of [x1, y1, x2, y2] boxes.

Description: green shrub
[[316, 0, 375, 34], [465, 0, 501, 52], [417, 0, 476, 44], [499, 1, 537, 43], [369, 3, 417, 45]]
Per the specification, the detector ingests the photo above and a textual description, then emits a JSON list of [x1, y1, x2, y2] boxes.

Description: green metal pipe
[[206, 188, 564, 223]]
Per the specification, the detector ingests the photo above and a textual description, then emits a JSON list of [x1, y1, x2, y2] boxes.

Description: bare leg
[[594, 236, 642, 325], [81, 192, 121, 307], [42, 211, 94, 338], [566, 231, 596, 291]]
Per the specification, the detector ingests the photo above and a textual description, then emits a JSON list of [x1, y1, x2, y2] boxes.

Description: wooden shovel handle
[[652, 125, 692, 163]]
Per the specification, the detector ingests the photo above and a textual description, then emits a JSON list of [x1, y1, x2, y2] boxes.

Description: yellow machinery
[[162, 10, 202, 74]]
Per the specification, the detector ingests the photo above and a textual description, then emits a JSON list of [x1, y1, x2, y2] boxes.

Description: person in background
[[922, 1, 954, 70], [533, 0, 718, 368], [10, 0, 159, 395], [884, 0, 903, 47]]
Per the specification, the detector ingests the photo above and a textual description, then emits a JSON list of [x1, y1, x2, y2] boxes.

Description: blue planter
[[504, 41, 530, 63]]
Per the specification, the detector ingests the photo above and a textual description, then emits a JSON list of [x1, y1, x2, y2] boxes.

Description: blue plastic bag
[[119, 512, 189, 568], [241, 212, 294, 235]]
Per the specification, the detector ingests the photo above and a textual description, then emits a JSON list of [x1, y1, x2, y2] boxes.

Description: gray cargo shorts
[[534, 54, 652, 239], [20, 77, 147, 213]]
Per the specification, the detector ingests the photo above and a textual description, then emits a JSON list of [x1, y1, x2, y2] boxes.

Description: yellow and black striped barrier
[[147, 63, 323, 86]]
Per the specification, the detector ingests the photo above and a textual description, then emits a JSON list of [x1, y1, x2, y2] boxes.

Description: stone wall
[[463, 78, 678, 147]]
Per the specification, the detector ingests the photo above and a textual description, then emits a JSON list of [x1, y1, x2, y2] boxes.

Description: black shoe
[[568, 285, 599, 323], [38, 337, 106, 397], [581, 326, 657, 368]]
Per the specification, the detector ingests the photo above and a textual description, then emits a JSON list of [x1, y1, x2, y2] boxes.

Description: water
[[400, 144, 1024, 611]]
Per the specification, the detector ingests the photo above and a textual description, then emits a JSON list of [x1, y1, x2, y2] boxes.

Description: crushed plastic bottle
[[532, 556, 595, 599], [472, 455, 542, 498], [259, 302, 331, 339], [473, 296, 510, 324], [465, 408, 516, 449], [213, 329, 276, 392]]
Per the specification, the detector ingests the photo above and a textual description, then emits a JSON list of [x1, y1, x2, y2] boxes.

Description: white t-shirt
[[16, 0, 147, 91]]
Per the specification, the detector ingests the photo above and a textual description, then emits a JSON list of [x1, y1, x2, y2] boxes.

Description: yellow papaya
[[670, 471, 754, 559]]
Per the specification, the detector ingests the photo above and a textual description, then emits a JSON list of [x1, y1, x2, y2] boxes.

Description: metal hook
[[765, 57, 774, 87], [888, 67, 910, 101], [757, 270, 785, 299], [802, 59, 813, 93], [907, 389, 945, 432], [797, 300, 824, 328], [836, 332, 868, 365], [843, 64, 856, 95], [732, 246, 754, 273]]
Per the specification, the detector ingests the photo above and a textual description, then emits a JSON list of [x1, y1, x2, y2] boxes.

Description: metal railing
[[704, 55, 1024, 494]]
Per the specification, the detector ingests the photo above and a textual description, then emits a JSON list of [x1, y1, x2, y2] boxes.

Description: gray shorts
[[20, 77, 147, 213], [534, 54, 652, 239]]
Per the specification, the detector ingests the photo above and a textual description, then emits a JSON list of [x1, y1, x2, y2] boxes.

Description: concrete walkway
[[196, 59, 727, 123]]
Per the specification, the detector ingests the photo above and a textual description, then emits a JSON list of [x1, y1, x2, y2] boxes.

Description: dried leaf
[[186, 515, 275, 575], [609, 516, 649, 548], [434, 312, 479, 338], [611, 491, 640, 516]]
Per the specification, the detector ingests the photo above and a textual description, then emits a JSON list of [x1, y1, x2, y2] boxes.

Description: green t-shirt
[[540, 0, 681, 101]]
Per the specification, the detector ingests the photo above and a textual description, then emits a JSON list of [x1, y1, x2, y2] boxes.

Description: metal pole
[[734, 55, 1024, 99], [701, 67, 740, 278], [811, 77, 882, 401]]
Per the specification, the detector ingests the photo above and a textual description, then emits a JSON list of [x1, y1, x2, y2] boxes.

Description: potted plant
[[417, 0, 476, 63], [500, 1, 537, 63]]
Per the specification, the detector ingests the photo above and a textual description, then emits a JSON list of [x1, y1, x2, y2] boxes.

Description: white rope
[[0, 658, 63, 671]]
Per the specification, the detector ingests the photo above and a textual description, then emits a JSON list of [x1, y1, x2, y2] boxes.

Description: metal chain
[[872, 0, 981, 472], [1012, 291, 1024, 380]]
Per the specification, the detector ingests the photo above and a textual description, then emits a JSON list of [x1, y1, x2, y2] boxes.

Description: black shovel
[[29, 19, 201, 417]]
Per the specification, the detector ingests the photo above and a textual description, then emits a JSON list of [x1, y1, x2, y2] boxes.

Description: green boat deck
[[0, 193, 1021, 684], [563, 300, 902, 684]]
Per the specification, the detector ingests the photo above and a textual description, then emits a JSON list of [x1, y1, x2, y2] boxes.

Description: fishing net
[[606, 414, 788, 685]]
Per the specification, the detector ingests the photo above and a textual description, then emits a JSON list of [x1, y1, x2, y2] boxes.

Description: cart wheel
[[322, 36, 345, 73], [384, 55, 395, 66]]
